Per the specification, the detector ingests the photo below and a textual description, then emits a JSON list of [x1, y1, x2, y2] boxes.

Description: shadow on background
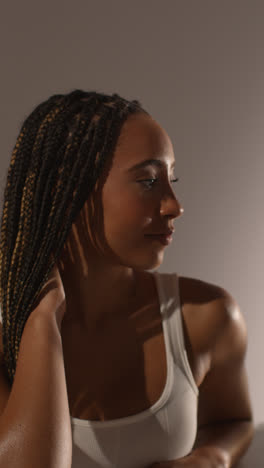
[[235, 423, 264, 467]]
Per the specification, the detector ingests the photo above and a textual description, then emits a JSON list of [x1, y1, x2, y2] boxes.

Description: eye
[[139, 178, 157, 189], [138, 178, 179, 189]]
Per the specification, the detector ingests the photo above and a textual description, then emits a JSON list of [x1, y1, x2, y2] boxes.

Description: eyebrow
[[126, 158, 175, 173]]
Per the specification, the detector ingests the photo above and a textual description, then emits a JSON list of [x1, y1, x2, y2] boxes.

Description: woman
[[0, 90, 253, 467]]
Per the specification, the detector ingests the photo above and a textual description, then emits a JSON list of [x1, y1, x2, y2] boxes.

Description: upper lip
[[146, 228, 174, 236]]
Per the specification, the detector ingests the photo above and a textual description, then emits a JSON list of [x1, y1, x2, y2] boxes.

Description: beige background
[[0, 1, 263, 464]]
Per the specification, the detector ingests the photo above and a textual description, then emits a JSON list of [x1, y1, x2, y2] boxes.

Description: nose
[[159, 186, 184, 219]]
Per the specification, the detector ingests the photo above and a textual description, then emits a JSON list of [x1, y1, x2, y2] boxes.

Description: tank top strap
[[153, 271, 198, 396]]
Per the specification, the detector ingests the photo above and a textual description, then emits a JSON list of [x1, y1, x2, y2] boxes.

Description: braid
[[0, 89, 148, 385]]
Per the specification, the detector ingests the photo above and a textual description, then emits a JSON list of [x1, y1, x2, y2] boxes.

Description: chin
[[113, 244, 165, 271], [131, 252, 164, 271]]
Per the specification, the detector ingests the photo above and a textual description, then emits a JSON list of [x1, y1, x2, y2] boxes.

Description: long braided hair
[[0, 89, 148, 385]]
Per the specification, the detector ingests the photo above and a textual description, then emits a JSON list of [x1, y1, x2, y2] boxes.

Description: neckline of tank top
[[70, 271, 175, 428]]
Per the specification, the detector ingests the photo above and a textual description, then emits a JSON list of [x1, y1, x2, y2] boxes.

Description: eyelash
[[138, 177, 179, 189]]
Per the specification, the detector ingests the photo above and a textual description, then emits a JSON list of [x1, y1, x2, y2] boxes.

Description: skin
[[58, 112, 183, 329], [57, 112, 253, 467]]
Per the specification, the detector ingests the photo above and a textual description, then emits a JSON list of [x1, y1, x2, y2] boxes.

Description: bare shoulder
[[178, 275, 228, 305], [178, 275, 247, 370]]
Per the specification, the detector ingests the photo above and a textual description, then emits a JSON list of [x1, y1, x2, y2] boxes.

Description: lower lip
[[145, 234, 173, 245]]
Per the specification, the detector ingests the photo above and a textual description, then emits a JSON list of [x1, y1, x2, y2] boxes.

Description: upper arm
[[196, 290, 252, 427], [0, 322, 12, 419]]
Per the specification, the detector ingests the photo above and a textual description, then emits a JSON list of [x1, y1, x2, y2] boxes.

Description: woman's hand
[[148, 454, 203, 467], [148, 458, 198, 467], [30, 263, 66, 332], [148, 448, 229, 467], [148, 462, 188, 467]]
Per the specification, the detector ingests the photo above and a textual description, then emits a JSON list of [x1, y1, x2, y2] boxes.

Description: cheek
[[102, 189, 152, 236]]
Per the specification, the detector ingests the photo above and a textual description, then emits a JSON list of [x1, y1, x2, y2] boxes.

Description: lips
[[146, 229, 174, 236], [145, 231, 173, 246]]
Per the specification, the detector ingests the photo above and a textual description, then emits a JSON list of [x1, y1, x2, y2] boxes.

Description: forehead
[[112, 113, 174, 170]]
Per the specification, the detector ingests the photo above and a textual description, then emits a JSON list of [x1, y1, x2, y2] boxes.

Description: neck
[[58, 258, 140, 330], [57, 216, 143, 329]]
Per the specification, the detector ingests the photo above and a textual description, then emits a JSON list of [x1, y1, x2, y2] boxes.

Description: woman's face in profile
[[98, 112, 184, 271], [58, 112, 184, 278]]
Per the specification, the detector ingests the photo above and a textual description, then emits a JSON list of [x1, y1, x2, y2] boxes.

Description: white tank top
[[70, 271, 199, 468]]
